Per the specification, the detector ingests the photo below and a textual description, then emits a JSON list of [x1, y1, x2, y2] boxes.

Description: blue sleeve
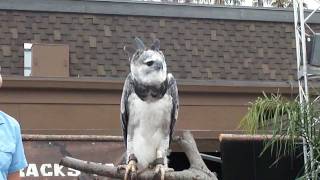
[[8, 123, 27, 173]]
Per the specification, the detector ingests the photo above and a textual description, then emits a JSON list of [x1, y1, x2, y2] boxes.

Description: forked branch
[[60, 131, 218, 180]]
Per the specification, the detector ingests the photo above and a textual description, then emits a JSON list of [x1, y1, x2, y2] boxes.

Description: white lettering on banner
[[20, 163, 81, 177], [19, 169, 25, 177], [40, 164, 53, 176], [53, 164, 65, 176], [25, 164, 39, 177], [67, 168, 81, 176]]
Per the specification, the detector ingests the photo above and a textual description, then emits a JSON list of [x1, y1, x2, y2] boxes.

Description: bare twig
[[60, 131, 218, 180]]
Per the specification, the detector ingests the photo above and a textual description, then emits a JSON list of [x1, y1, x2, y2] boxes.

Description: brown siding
[[0, 77, 297, 139]]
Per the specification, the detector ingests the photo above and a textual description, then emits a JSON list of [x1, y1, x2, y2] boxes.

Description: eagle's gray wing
[[120, 74, 134, 148], [167, 74, 179, 143]]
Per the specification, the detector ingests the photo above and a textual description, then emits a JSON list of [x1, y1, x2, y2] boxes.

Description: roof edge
[[2, 76, 298, 94], [2, 0, 320, 23]]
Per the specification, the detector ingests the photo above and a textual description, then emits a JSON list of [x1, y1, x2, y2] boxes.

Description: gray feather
[[123, 46, 136, 61], [150, 39, 160, 51], [134, 37, 145, 51]]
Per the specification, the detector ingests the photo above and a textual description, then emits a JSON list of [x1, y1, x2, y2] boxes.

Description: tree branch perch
[[60, 131, 218, 180]]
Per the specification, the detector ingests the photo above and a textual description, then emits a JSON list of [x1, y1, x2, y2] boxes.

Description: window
[[24, 43, 32, 77]]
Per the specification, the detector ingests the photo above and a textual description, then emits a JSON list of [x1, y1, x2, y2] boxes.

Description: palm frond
[[240, 92, 320, 179]]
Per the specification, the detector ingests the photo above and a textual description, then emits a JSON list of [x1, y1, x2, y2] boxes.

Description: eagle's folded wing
[[120, 74, 134, 147], [167, 73, 179, 143]]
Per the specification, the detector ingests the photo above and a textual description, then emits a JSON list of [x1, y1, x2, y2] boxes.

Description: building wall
[[0, 1, 314, 142], [0, 77, 296, 146], [0, 0, 320, 81]]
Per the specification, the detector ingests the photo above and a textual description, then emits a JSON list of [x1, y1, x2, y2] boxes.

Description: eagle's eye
[[146, 61, 154, 67]]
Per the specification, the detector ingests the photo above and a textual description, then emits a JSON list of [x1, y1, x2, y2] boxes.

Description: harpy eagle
[[119, 38, 179, 180]]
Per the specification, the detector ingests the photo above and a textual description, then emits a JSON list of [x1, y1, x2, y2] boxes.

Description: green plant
[[240, 92, 320, 179]]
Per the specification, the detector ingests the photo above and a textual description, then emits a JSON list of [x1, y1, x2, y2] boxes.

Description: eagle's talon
[[130, 170, 137, 180], [155, 164, 166, 180], [118, 160, 137, 180], [117, 164, 126, 172], [166, 167, 174, 172]]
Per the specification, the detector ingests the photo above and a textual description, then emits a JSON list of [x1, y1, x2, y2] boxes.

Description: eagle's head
[[125, 38, 167, 86]]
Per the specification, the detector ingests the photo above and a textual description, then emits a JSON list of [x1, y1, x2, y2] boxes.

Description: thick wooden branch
[[60, 131, 218, 180]]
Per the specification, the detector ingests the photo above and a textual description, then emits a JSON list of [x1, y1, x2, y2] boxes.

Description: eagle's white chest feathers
[[127, 93, 172, 168]]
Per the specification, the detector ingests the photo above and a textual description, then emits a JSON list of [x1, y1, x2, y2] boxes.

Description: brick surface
[[1, 45, 11, 57], [0, 10, 318, 81]]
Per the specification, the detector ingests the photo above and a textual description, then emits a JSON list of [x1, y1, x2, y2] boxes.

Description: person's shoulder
[[0, 111, 20, 129]]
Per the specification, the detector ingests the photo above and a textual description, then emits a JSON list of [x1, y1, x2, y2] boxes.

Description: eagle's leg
[[154, 149, 174, 180], [154, 159, 165, 180], [118, 154, 138, 180]]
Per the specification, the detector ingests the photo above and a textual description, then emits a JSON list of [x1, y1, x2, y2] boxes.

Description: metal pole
[[304, 4, 320, 23], [293, 0, 310, 178], [299, 0, 317, 177]]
